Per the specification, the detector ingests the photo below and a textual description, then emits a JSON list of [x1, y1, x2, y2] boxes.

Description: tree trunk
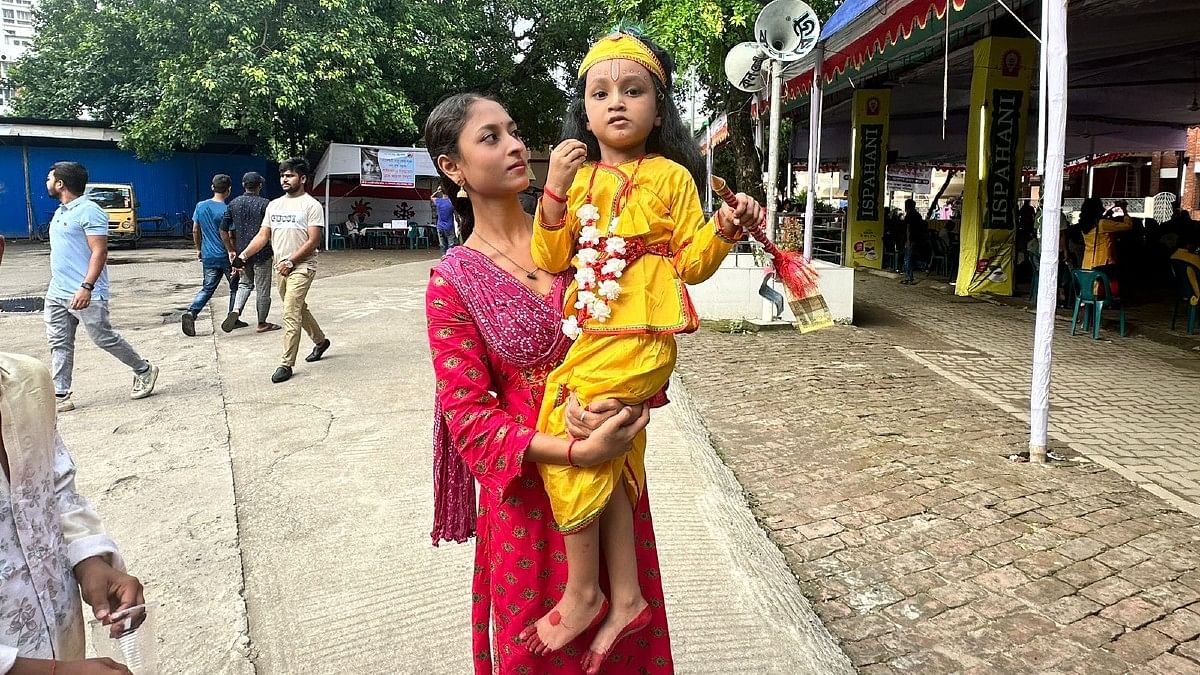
[[724, 88, 764, 203], [925, 170, 958, 221]]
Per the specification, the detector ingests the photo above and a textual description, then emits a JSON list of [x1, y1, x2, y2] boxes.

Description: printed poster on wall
[[846, 89, 890, 270], [360, 147, 417, 188]]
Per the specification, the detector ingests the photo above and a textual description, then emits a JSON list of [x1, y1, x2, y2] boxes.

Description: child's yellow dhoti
[[536, 333, 676, 533]]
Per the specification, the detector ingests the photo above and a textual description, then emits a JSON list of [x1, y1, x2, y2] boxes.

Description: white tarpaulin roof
[[313, 142, 438, 188]]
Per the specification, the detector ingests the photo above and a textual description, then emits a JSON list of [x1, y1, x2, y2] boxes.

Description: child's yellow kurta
[[532, 156, 736, 533]]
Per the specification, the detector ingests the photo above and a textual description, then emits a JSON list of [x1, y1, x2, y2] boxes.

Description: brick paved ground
[[675, 274, 1200, 674], [866, 273, 1200, 508]]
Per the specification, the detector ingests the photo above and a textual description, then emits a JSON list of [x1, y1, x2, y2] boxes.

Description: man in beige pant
[[233, 158, 331, 383]]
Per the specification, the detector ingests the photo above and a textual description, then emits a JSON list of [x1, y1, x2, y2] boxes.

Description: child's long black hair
[[561, 26, 704, 196]]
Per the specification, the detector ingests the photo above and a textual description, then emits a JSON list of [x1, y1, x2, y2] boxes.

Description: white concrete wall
[[322, 196, 433, 228], [689, 252, 855, 324]]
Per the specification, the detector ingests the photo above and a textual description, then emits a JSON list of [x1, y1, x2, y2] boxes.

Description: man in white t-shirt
[[234, 158, 331, 383]]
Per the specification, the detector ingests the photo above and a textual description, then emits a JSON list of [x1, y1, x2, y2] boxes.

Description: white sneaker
[[56, 393, 75, 412], [131, 363, 159, 400]]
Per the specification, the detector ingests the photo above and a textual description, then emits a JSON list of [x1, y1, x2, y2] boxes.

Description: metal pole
[[21, 144, 34, 239], [1029, 0, 1068, 464], [324, 175, 332, 251], [766, 59, 783, 242], [804, 44, 825, 261], [764, 59, 785, 321]]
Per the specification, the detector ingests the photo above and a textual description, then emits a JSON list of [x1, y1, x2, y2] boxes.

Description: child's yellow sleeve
[[532, 197, 579, 274], [669, 171, 736, 284]]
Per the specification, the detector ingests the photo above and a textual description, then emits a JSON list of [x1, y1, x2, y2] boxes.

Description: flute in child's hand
[[710, 176, 821, 299], [710, 177, 773, 247]]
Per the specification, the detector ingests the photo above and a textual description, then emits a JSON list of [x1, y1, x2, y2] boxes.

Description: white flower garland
[[562, 203, 629, 340]]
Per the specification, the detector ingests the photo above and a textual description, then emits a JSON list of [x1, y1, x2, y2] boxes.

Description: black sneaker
[[271, 366, 293, 383], [182, 313, 196, 336], [233, 320, 249, 330], [221, 311, 240, 333], [305, 339, 331, 362]]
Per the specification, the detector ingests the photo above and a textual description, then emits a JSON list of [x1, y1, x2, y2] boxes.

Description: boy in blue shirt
[[182, 174, 239, 336]]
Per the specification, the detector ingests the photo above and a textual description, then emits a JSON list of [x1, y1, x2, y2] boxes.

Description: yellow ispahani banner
[[956, 37, 1036, 296], [846, 89, 890, 270]]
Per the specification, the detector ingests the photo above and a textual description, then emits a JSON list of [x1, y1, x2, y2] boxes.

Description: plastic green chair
[[408, 226, 432, 249], [1170, 258, 1199, 335], [1070, 268, 1126, 339], [328, 227, 347, 251]]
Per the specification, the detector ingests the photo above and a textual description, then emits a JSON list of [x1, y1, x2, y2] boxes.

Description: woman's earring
[[456, 183, 468, 199]]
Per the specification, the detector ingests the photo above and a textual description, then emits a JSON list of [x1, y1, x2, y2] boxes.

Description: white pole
[[804, 43, 825, 261], [1036, 0, 1048, 174], [324, 174, 332, 251], [1029, 0, 1068, 464], [764, 59, 785, 321], [766, 59, 783, 242], [706, 121, 714, 214]]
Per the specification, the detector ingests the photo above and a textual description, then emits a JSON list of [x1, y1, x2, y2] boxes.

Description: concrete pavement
[[0, 244, 850, 673]]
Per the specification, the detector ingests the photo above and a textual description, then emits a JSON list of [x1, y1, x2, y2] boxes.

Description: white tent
[[311, 142, 440, 250]]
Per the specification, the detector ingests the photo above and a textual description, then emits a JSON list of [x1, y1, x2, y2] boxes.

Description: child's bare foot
[[519, 589, 609, 655], [581, 597, 652, 674]]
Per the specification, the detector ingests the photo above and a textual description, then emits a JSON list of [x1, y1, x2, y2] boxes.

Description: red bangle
[[543, 187, 568, 204], [567, 438, 580, 467]]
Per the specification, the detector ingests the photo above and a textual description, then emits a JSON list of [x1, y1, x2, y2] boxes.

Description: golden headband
[[577, 33, 668, 85]]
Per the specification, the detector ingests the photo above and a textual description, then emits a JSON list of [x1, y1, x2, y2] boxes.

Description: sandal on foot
[[580, 605, 653, 675]]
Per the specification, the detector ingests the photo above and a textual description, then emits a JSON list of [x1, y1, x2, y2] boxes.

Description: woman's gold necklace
[[474, 233, 540, 280]]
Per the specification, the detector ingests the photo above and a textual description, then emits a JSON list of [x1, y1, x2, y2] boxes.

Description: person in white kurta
[[1, 352, 143, 675]]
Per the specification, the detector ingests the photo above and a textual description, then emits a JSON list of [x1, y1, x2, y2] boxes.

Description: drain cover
[[0, 296, 45, 313]]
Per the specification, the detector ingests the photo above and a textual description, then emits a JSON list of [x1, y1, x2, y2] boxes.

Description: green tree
[[11, 0, 609, 159], [606, 0, 837, 199]]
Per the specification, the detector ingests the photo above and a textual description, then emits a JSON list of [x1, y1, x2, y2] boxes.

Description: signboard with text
[[360, 147, 416, 188], [847, 90, 890, 270]]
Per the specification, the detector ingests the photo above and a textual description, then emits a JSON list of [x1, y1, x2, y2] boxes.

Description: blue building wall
[[1, 144, 278, 239]]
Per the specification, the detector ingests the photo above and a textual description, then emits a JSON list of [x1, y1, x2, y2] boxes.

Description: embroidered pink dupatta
[[428, 247, 571, 545]]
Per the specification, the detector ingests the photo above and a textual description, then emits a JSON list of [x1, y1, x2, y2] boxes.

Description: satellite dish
[[725, 42, 769, 92], [755, 0, 821, 62]]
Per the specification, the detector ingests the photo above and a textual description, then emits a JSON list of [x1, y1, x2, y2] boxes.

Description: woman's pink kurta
[[427, 246, 673, 674]]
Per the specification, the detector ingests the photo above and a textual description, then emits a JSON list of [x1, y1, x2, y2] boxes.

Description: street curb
[[666, 375, 856, 673]]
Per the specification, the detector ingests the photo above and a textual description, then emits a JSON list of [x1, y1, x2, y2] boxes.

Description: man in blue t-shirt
[[432, 187, 457, 256], [43, 161, 159, 412], [182, 174, 237, 336]]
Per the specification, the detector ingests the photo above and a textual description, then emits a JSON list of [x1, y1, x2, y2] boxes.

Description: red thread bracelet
[[543, 186, 568, 204], [567, 438, 580, 467]]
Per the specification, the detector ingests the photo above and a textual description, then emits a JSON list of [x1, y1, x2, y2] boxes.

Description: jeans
[[278, 268, 326, 367], [188, 258, 237, 318], [233, 257, 274, 325], [44, 296, 149, 395], [437, 228, 456, 256], [903, 243, 914, 283]]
